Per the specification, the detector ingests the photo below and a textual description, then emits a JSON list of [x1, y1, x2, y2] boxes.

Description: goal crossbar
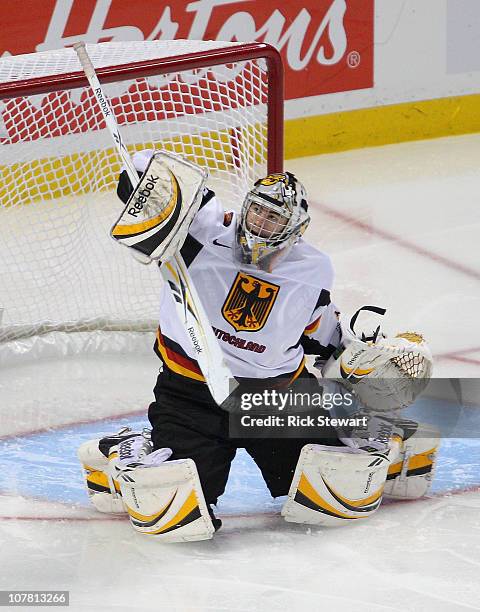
[[0, 42, 284, 172]]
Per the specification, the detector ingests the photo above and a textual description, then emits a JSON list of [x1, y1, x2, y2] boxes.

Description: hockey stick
[[74, 41, 234, 405]]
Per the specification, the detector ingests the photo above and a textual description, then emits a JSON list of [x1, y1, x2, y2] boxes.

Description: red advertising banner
[[1, 0, 374, 100]]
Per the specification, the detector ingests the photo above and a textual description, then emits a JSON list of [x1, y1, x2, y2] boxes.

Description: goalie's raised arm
[[74, 41, 233, 407], [112, 150, 208, 262]]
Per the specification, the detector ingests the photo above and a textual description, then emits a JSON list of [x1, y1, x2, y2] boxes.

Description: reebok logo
[[130, 487, 140, 509], [128, 175, 160, 217], [347, 350, 366, 366], [364, 472, 373, 494], [95, 88, 111, 117], [119, 438, 135, 461], [188, 326, 203, 353]]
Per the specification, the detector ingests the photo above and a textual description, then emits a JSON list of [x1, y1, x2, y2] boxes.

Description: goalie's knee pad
[[281, 443, 395, 527], [117, 458, 216, 542], [385, 421, 440, 499]]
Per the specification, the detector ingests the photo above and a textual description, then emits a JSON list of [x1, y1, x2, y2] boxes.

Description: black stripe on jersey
[[234, 363, 309, 387], [180, 233, 203, 268], [299, 335, 337, 359], [199, 188, 215, 210], [154, 328, 193, 361], [314, 289, 331, 310]]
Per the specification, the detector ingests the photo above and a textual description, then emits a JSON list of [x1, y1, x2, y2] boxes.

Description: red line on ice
[[312, 200, 480, 282], [0, 408, 147, 441], [0, 515, 126, 522], [440, 355, 480, 366], [1, 486, 479, 522], [435, 346, 480, 366]]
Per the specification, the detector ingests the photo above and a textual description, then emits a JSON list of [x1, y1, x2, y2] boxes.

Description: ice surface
[[1, 134, 480, 610]]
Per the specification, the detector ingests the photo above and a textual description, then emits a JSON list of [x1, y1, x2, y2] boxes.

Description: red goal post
[[0, 40, 284, 359]]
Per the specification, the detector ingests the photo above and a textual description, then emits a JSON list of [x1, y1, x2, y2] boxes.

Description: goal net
[[0, 40, 283, 361]]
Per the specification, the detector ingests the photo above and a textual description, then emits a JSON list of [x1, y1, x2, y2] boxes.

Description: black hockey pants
[[148, 366, 340, 506]]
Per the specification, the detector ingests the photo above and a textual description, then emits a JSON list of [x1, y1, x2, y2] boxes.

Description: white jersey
[[155, 191, 340, 381]]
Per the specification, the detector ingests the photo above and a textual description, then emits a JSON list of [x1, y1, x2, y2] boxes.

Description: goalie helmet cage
[[0, 40, 284, 360]]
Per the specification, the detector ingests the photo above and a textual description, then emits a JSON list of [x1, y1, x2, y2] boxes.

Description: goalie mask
[[236, 172, 310, 271]]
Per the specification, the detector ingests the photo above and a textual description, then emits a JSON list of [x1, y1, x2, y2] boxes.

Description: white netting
[[0, 41, 273, 355], [390, 332, 432, 379]]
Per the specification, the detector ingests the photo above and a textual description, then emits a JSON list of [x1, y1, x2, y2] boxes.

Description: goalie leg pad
[[385, 421, 440, 499], [281, 444, 392, 526], [118, 458, 215, 542], [77, 438, 125, 514], [77, 428, 151, 515]]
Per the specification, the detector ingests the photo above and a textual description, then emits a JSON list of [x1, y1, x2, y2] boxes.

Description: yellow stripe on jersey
[[290, 358, 306, 384], [304, 316, 321, 336], [155, 328, 206, 382]]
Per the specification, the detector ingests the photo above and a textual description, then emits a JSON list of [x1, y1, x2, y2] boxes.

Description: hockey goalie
[[78, 150, 439, 541]]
